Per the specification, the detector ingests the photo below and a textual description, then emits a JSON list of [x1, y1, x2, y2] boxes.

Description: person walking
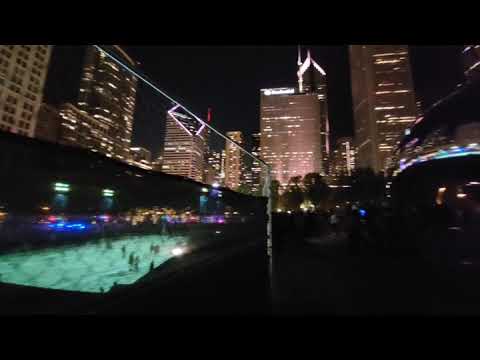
[[134, 256, 140, 271], [329, 212, 339, 237], [128, 252, 134, 270]]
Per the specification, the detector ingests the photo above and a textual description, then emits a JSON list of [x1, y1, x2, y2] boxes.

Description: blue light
[[48, 221, 88, 232], [359, 209, 367, 217]]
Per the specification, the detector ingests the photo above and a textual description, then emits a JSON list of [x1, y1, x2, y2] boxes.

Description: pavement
[[272, 230, 480, 316]]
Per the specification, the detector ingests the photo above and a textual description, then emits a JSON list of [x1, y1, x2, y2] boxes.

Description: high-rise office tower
[[130, 147, 152, 163], [128, 147, 152, 170], [251, 132, 263, 195], [34, 103, 61, 143], [204, 150, 222, 185], [297, 48, 330, 166], [220, 150, 226, 184], [76, 45, 138, 161], [260, 49, 329, 188], [225, 131, 243, 190], [0, 45, 52, 137], [59, 102, 119, 157], [161, 105, 206, 182], [329, 137, 355, 180], [350, 45, 417, 173], [260, 89, 324, 187]]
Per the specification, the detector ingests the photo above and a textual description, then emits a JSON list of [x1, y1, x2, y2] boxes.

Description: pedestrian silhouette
[[150, 261, 154, 272], [128, 253, 134, 270]]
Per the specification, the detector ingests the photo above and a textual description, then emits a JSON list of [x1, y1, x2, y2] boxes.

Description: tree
[[350, 168, 386, 204], [236, 183, 252, 195], [303, 173, 330, 209], [282, 176, 304, 211], [270, 180, 280, 210]]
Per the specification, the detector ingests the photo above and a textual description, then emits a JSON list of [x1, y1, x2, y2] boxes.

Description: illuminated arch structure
[[391, 67, 480, 213]]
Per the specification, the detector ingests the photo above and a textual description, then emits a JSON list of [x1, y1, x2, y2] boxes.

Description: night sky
[[44, 45, 465, 157]]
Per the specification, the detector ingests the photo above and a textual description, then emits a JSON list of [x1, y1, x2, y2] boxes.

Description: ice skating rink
[[0, 234, 188, 293]]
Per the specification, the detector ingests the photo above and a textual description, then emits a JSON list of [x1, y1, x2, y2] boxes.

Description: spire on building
[[297, 48, 326, 93], [297, 45, 303, 66]]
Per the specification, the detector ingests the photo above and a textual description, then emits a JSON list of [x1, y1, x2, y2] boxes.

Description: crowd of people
[[272, 202, 400, 256]]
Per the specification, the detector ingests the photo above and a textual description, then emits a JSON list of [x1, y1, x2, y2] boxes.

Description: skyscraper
[[297, 48, 330, 166], [225, 131, 243, 190], [204, 150, 222, 185], [329, 137, 355, 181], [251, 133, 263, 195], [34, 103, 61, 143], [350, 45, 417, 174], [76, 45, 138, 161], [0, 45, 52, 137], [59, 102, 119, 157], [260, 49, 329, 188], [161, 105, 206, 182], [260, 90, 324, 187]]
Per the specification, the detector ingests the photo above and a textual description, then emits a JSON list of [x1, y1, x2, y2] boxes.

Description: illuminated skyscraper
[[129, 147, 152, 170], [251, 132, 263, 195], [297, 48, 330, 166], [0, 45, 52, 137], [162, 105, 206, 182], [260, 89, 324, 187], [204, 150, 222, 185], [260, 49, 329, 188], [225, 131, 243, 190], [76, 45, 138, 161], [220, 150, 226, 184], [329, 137, 355, 181], [350, 45, 417, 173]]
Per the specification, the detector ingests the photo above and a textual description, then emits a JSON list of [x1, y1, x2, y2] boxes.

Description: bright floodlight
[[212, 182, 220, 189], [54, 182, 70, 193], [103, 189, 115, 197], [171, 247, 185, 256]]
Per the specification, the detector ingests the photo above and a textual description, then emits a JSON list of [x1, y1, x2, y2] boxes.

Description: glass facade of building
[[225, 131, 243, 190], [350, 45, 417, 173], [0, 45, 52, 137], [260, 89, 325, 187], [76, 46, 138, 162], [162, 108, 206, 183]]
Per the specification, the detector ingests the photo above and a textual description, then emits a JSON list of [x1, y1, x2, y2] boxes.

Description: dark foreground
[[3, 223, 480, 315], [273, 228, 480, 316]]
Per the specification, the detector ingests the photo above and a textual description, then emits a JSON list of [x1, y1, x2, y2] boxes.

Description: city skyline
[[43, 46, 465, 157]]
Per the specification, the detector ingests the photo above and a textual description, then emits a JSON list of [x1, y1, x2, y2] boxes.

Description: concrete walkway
[[271, 231, 480, 316]]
